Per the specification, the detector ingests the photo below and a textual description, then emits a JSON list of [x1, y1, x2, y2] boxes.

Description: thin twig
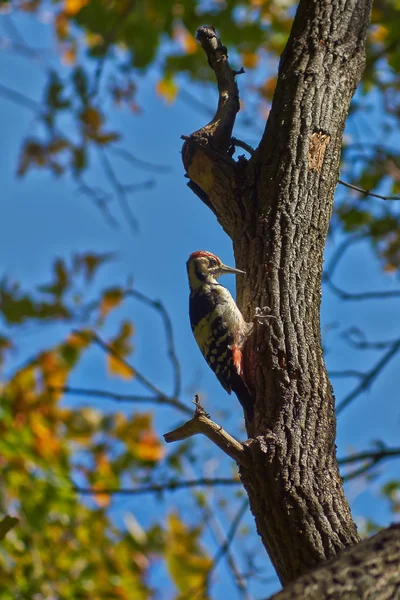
[[109, 146, 171, 173], [337, 338, 400, 415], [0, 82, 40, 112], [74, 477, 239, 496], [99, 148, 138, 232], [323, 234, 365, 281], [338, 446, 400, 466], [48, 385, 192, 416], [72, 330, 187, 413], [190, 499, 249, 599], [326, 278, 400, 301], [196, 489, 250, 599], [338, 178, 400, 201], [231, 137, 255, 156], [125, 289, 181, 397], [76, 175, 119, 229], [329, 370, 365, 379], [164, 396, 250, 467]]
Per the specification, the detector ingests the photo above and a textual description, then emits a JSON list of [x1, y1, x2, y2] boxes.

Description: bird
[[186, 250, 254, 420]]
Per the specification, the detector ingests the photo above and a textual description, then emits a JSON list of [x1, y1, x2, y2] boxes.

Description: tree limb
[[164, 396, 250, 468]]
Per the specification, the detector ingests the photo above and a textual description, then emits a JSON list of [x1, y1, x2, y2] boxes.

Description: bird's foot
[[253, 306, 276, 324]]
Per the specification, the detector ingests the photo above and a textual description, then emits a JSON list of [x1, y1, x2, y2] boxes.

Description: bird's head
[[187, 250, 245, 290]]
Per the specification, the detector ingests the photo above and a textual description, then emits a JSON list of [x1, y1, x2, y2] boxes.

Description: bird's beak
[[220, 263, 246, 276]]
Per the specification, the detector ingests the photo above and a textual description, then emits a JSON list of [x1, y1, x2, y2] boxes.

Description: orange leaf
[[174, 25, 198, 55], [136, 430, 164, 462], [242, 50, 258, 69], [31, 414, 61, 458], [100, 288, 123, 318], [91, 485, 111, 508], [107, 355, 134, 380], [62, 45, 77, 66], [64, 0, 88, 16], [107, 321, 135, 380], [156, 77, 178, 104]]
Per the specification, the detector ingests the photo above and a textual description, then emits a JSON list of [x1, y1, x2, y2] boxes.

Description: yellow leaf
[[156, 77, 178, 104], [100, 287, 123, 318], [106, 321, 135, 380], [91, 485, 111, 508], [174, 25, 198, 54], [370, 24, 389, 44], [30, 413, 61, 458], [66, 329, 91, 349], [64, 0, 88, 16], [166, 512, 211, 597], [242, 50, 258, 69], [136, 430, 164, 462], [108, 355, 134, 379]]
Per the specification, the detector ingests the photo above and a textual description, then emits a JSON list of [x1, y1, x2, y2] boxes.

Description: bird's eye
[[209, 258, 218, 267]]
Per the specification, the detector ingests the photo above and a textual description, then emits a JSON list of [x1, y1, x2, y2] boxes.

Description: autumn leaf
[[174, 25, 198, 54], [30, 413, 62, 458], [166, 512, 211, 598], [64, 0, 88, 17], [242, 50, 258, 68], [156, 76, 178, 104], [107, 321, 135, 380], [99, 287, 124, 318]]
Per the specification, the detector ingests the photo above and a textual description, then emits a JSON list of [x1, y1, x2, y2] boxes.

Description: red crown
[[189, 250, 219, 261]]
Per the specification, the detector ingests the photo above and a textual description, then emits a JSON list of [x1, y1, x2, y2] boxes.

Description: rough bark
[[268, 524, 400, 599], [179, 0, 382, 593]]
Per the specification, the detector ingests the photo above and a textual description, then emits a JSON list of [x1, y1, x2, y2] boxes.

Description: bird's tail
[[231, 373, 254, 421]]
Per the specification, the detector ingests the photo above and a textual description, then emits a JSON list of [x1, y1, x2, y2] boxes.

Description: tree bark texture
[[268, 524, 400, 600], [181, 0, 376, 592]]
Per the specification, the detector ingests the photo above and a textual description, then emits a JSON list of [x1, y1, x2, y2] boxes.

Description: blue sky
[[1, 8, 400, 599]]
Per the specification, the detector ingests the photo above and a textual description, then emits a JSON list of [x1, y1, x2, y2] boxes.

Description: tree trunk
[[178, 0, 398, 594]]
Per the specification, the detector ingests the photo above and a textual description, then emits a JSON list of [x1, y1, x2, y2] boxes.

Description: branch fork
[[164, 395, 251, 468]]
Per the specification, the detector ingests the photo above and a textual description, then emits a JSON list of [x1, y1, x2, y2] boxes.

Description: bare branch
[[109, 146, 171, 173], [329, 370, 365, 379], [74, 477, 239, 497], [75, 175, 119, 229], [124, 289, 181, 397], [0, 81, 40, 112], [73, 330, 185, 411], [339, 446, 400, 466], [337, 338, 400, 415], [338, 178, 400, 201], [198, 492, 250, 598], [323, 234, 365, 281], [49, 385, 192, 416], [164, 397, 250, 468], [231, 137, 255, 156], [190, 499, 249, 599], [99, 148, 138, 232], [339, 446, 400, 481], [343, 329, 400, 350], [192, 26, 241, 153], [325, 278, 400, 301]]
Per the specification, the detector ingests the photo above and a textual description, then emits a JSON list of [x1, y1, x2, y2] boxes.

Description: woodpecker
[[187, 250, 254, 420]]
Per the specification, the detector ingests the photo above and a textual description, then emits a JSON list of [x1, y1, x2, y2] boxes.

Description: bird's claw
[[253, 306, 276, 324]]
